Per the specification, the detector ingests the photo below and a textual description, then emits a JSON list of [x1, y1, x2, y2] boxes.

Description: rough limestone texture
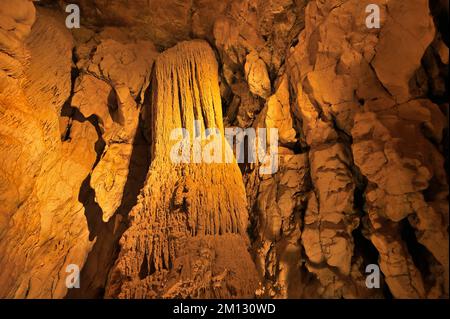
[[0, 0, 448, 300], [286, 0, 448, 298], [105, 40, 259, 298], [71, 28, 158, 223], [0, 4, 96, 298]]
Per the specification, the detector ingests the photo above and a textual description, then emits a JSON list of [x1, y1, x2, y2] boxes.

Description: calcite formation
[[105, 40, 259, 298], [0, 0, 448, 299], [0, 3, 96, 298]]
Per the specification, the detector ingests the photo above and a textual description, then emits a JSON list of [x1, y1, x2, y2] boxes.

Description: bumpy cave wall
[[0, 0, 448, 299]]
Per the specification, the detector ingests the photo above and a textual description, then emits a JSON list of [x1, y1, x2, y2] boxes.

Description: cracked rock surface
[[0, 0, 448, 299]]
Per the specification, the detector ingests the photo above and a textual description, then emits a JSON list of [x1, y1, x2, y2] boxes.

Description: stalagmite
[[105, 40, 259, 298]]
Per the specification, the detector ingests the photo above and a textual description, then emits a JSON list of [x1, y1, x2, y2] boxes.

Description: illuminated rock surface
[[0, 0, 448, 299]]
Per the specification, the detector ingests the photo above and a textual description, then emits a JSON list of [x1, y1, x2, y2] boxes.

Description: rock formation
[[0, 0, 448, 299], [0, 3, 96, 298], [105, 40, 259, 298]]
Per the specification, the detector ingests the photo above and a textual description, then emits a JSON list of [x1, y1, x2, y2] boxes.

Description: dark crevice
[[420, 46, 448, 105], [139, 251, 149, 280], [247, 183, 260, 245], [429, 0, 449, 47], [352, 226, 380, 270], [352, 218, 393, 298], [349, 149, 390, 298], [443, 116, 449, 185], [60, 65, 80, 141], [61, 75, 152, 299], [400, 219, 437, 293], [65, 112, 151, 298]]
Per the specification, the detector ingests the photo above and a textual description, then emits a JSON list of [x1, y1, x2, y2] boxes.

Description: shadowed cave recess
[[0, 0, 448, 299]]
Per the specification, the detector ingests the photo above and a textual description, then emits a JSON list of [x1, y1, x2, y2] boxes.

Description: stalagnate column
[[105, 40, 259, 298]]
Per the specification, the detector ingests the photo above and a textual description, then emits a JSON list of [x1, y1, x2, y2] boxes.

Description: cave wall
[[0, 0, 448, 299]]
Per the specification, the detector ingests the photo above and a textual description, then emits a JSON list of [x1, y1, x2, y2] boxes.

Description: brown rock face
[[284, 0, 448, 298], [0, 4, 96, 298], [0, 0, 448, 299]]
